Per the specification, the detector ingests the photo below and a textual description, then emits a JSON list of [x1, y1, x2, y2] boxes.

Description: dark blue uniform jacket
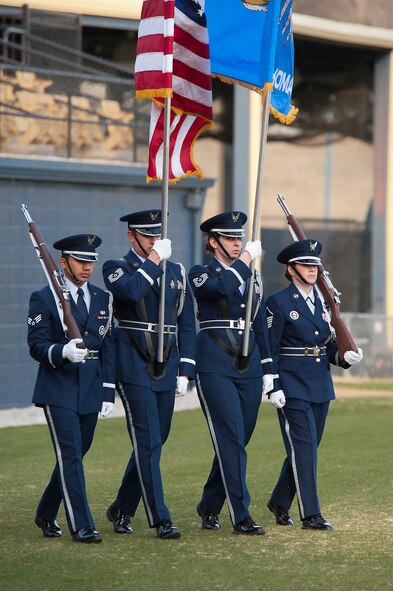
[[189, 257, 274, 379], [28, 284, 116, 414], [266, 283, 339, 403], [103, 250, 196, 391]]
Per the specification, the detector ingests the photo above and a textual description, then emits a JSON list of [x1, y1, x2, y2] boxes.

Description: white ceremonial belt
[[199, 319, 252, 331], [118, 320, 177, 334]]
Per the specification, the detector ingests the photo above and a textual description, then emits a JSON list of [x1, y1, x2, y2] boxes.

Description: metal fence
[[0, 28, 150, 164], [0, 65, 149, 163], [333, 313, 393, 378]]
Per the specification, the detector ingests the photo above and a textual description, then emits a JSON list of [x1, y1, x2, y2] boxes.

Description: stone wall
[[294, 0, 393, 29]]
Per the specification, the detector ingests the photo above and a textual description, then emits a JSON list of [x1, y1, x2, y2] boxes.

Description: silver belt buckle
[[238, 319, 245, 330], [148, 322, 156, 332]]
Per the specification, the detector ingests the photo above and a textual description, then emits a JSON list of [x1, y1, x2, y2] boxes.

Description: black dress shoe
[[197, 504, 220, 530], [267, 500, 294, 526], [72, 526, 103, 543], [302, 514, 333, 530], [156, 520, 181, 539], [35, 515, 62, 538], [106, 502, 133, 534], [233, 517, 265, 535]]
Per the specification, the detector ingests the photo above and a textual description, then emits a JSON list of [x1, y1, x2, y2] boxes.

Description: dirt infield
[[335, 385, 393, 398], [337, 389, 392, 398]]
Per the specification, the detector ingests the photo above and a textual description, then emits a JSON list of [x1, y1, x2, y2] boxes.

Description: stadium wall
[[1, 157, 212, 409]]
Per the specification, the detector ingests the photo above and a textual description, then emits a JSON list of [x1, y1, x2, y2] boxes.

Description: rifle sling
[[206, 267, 254, 359], [120, 258, 178, 372]]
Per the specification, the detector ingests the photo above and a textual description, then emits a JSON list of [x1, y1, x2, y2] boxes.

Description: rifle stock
[[277, 194, 357, 360], [22, 204, 83, 343]]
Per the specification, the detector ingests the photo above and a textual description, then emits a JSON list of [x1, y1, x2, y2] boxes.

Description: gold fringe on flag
[[270, 103, 298, 124], [211, 73, 267, 96], [212, 74, 298, 124], [136, 88, 173, 100]]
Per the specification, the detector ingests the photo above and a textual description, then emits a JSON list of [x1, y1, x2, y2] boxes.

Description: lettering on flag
[[205, 0, 297, 124], [269, 0, 297, 123]]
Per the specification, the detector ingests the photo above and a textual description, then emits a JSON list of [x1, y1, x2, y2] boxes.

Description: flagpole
[[157, 96, 171, 370], [241, 87, 271, 361]]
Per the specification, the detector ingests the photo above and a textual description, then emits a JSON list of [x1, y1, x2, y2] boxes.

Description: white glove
[[244, 240, 262, 261], [262, 374, 274, 395], [175, 376, 188, 397], [152, 238, 172, 261], [269, 390, 286, 409], [62, 338, 87, 363], [344, 348, 363, 365], [100, 401, 114, 417]]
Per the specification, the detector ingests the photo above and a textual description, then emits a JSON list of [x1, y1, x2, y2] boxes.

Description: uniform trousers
[[37, 405, 98, 533], [271, 398, 330, 520], [196, 372, 261, 526], [116, 382, 175, 527]]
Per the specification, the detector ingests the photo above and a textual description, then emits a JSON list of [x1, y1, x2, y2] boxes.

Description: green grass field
[[1, 391, 393, 591]]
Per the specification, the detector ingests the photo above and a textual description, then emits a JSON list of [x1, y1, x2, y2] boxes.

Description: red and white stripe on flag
[[148, 102, 210, 182], [135, 0, 174, 99], [135, 0, 213, 183]]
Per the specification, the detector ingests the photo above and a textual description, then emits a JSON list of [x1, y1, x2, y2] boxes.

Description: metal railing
[[0, 28, 150, 163], [333, 313, 393, 378], [1, 27, 134, 76]]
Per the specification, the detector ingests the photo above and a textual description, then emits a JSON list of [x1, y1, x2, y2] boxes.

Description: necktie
[[306, 296, 315, 315], [77, 288, 88, 323]]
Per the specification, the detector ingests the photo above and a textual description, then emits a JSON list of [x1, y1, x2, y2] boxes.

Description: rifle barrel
[[277, 193, 357, 357], [21, 204, 33, 223], [277, 194, 291, 217]]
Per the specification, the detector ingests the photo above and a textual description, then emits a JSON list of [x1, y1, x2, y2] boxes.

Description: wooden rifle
[[22, 204, 85, 345], [277, 194, 357, 360]]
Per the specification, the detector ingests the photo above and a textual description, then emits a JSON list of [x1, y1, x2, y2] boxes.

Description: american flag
[[135, 0, 213, 183], [135, 0, 174, 99]]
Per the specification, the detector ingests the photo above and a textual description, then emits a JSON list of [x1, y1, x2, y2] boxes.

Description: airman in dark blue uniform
[[189, 211, 277, 535], [28, 234, 116, 543], [265, 239, 363, 530], [102, 210, 196, 539]]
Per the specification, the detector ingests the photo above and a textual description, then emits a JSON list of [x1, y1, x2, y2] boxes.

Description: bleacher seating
[[100, 99, 134, 151], [14, 90, 53, 144], [0, 82, 17, 141], [14, 70, 53, 93], [69, 95, 104, 149], [0, 69, 135, 158]]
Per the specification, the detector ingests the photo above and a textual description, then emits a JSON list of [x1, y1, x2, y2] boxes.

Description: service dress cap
[[277, 239, 322, 266], [120, 209, 162, 236], [200, 211, 247, 238], [53, 234, 101, 261]]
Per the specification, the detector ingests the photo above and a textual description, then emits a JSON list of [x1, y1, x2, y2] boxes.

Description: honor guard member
[[189, 211, 277, 535], [102, 209, 196, 540], [28, 234, 116, 544], [265, 239, 363, 530]]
